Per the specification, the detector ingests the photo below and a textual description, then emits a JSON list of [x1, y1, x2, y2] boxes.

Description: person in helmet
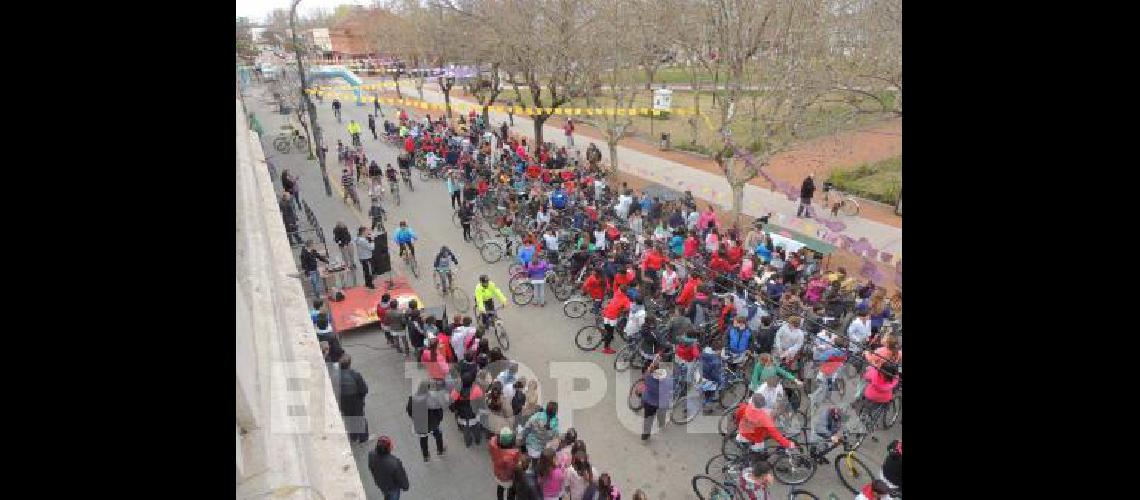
[[474, 274, 508, 330]]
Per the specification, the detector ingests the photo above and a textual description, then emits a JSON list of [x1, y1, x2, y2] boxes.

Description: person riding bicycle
[[385, 163, 399, 189], [332, 99, 342, 120], [368, 159, 383, 183], [347, 120, 362, 147], [737, 458, 775, 500], [367, 113, 377, 140], [340, 168, 356, 203], [394, 221, 417, 259], [772, 315, 806, 368], [732, 392, 795, 453], [474, 274, 508, 330], [398, 153, 413, 182], [724, 315, 752, 369], [698, 346, 724, 413], [808, 335, 849, 406], [369, 200, 386, 231], [433, 246, 459, 293]]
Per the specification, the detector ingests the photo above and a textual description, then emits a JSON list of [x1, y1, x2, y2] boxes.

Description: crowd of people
[[292, 96, 903, 499]]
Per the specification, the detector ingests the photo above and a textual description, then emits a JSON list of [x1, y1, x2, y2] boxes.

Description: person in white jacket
[[772, 316, 805, 365], [624, 297, 647, 339]]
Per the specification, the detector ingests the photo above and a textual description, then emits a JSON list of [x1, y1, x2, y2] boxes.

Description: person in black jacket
[[797, 173, 816, 218], [300, 241, 329, 298], [280, 193, 302, 245], [881, 439, 902, 495], [336, 354, 370, 444], [332, 222, 356, 287], [368, 113, 378, 140], [458, 201, 475, 242], [368, 436, 410, 500]]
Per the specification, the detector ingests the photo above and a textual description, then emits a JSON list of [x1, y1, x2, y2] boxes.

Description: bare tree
[[691, 0, 836, 228], [823, 0, 902, 116]]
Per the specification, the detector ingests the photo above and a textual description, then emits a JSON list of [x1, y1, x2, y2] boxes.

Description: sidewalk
[[381, 84, 902, 260]]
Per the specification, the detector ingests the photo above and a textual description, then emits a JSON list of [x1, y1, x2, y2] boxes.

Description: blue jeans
[[531, 280, 545, 305], [308, 270, 324, 297], [383, 490, 401, 500]]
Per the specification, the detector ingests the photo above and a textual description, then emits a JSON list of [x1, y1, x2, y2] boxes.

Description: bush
[[827, 156, 901, 205]]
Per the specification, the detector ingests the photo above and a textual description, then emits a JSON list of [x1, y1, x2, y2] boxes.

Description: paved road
[[383, 85, 902, 259], [243, 83, 900, 499]]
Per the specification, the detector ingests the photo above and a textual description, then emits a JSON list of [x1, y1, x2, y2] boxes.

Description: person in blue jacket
[[724, 315, 752, 368], [394, 221, 418, 258], [699, 346, 724, 412], [551, 188, 568, 210]]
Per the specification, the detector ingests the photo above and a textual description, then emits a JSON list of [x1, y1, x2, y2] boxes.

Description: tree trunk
[[730, 179, 745, 229], [894, 188, 902, 215], [645, 66, 657, 90], [415, 76, 425, 100], [607, 137, 619, 175], [442, 83, 453, 120], [532, 114, 548, 154], [392, 74, 402, 99]]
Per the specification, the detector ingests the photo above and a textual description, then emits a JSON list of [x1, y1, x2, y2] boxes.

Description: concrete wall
[[236, 95, 366, 500]]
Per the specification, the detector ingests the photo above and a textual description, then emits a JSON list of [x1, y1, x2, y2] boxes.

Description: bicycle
[[400, 169, 415, 192], [690, 474, 742, 500], [389, 177, 401, 206], [433, 268, 471, 313], [709, 437, 816, 486], [819, 188, 861, 217], [400, 245, 419, 278], [272, 126, 308, 154], [342, 182, 360, 209], [480, 308, 510, 351]]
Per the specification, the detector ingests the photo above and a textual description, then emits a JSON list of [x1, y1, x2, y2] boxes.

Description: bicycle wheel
[[692, 475, 741, 500], [432, 271, 445, 295], [508, 273, 528, 294], [574, 325, 603, 351], [670, 392, 703, 425], [841, 198, 860, 217], [293, 136, 308, 152], [273, 137, 290, 153], [720, 434, 743, 458], [718, 408, 738, 437], [627, 378, 645, 411], [613, 344, 633, 372], [394, 188, 401, 206], [563, 299, 586, 318], [494, 320, 510, 351], [834, 453, 874, 494], [884, 398, 900, 429], [552, 278, 574, 301], [480, 242, 504, 264], [788, 490, 821, 500], [449, 287, 471, 313], [508, 263, 524, 277], [772, 450, 816, 485], [511, 282, 534, 306], [406, 256, 419, 278], [452, 211, 461, 228], [472, 227, 489, 247], [775, 411, 807, 437], [704, 453, 740, 478], [719, 381, 748, 409]]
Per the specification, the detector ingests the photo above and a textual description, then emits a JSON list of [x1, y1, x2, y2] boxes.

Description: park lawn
[[490, 86, 893, 154], [827, 156, 902, 205]]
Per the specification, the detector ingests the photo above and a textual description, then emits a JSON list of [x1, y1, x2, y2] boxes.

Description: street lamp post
[[290, 0, 333, 197]]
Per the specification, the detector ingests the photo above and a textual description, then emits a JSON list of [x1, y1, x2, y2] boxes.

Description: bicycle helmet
[[479, 274, 489, 283]]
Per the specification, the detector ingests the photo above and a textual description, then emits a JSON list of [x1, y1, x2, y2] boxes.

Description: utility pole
[[290, 0, 333, 197]]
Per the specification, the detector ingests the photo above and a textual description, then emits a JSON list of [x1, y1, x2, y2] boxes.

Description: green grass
[[827, 156, 902, 205]]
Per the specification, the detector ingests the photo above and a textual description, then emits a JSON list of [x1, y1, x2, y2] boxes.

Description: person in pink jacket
[[863, 364, 899, 405], [697, 206, 718, 234], [536, 448, 566, 500]]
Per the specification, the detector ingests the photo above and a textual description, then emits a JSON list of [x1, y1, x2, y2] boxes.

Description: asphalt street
[[242, 82, 900, 499]]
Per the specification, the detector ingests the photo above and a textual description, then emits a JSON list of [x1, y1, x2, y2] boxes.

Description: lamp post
[[290, 0, 333, 197]]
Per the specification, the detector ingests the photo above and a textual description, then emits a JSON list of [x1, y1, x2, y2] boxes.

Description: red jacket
[[676, 278, 701, 308], [710, 253, 735, 273], [726, 245, 744, 265], [612, 268, 635, 292], [404, 137, 415, 154], [683, 237, 700, 258], [734, 403, 792, 448], [642, 250, 666, 272], [489, 436, 522, 482], [602, 288, 631, 320], [421, 348, 450, 380], [583, 275, 606, 300], [676, 343, 700, 362]]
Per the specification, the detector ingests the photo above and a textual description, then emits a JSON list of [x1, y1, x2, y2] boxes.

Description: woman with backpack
[[536, 448, 567, 500], [406, 380, 447, 462], [451, 372, 487, 447]]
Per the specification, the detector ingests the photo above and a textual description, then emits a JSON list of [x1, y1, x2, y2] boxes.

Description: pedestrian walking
[[459, 201, 475, 242], [564, 118, 575, 147], [797, 173, 816, 218], [451, 372, 487, 447], [368, 436, 410, 500], [336, 354, 370, 444], [280, 169, 302, 210], [640, 356, 673, 441], [280, 193, 302, 245], [333, 222, 357, 287], [374, 95, 384, 118], [299, 240, 329, 297], [368, 113, 378, 140], [407, 380, 448, 462], [489, 426, 523, 500], [354, 227, 376, 289], [447, 170, 462, 209]]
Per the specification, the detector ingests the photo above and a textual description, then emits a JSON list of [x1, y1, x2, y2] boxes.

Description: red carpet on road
[[328, 276, 421, 333]]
